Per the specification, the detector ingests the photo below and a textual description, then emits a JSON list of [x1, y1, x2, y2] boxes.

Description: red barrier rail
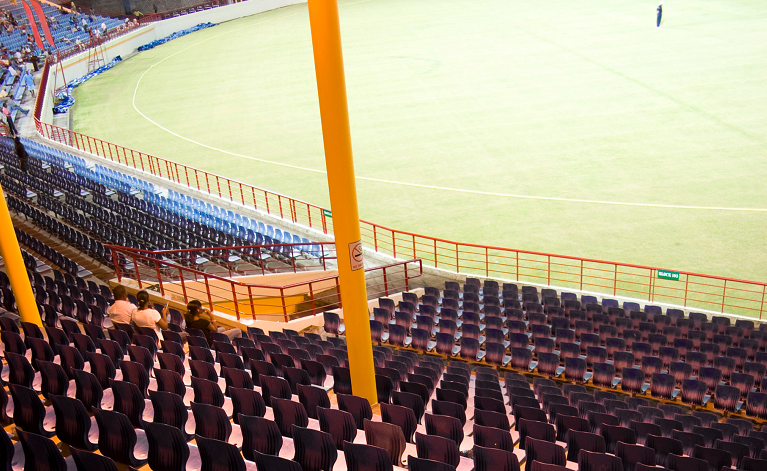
[[33, 48, 767, 320], [108, 243, 422, 321], [113, 241, 338, 279], [358, 223, 767, 318], [36, 119, 333, 235]]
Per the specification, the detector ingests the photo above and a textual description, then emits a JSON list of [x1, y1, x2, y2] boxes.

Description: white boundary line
[[129, 5, 767, 213]]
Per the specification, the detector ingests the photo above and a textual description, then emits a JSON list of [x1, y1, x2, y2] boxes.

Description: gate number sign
[[658, 270, 680, 281], [349, 240, 364, 271]]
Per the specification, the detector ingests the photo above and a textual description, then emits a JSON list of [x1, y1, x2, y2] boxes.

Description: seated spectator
[[24, 73, 34, 96], [185, 300, 242, 344], [108, 285, 136, 327], [132, 290, 168, 339]]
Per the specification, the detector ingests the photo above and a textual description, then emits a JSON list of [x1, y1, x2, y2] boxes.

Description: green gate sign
[[658, 270, 680, 281], [323, 209, 332, 218]]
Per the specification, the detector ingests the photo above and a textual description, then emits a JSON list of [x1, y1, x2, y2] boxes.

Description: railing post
[[412, 234, 416, 259], [404, 263, 409, 293], [613, 265, 617, 296], [179, 267, 188, 303], [111, 248, 122, 282], [133, 255, 142, 288], [309, 282, 317, 316], [455, 244, 459, 273], [579, 260, 583, 291], [648, 269, 654, 302], [760, 285, 765, 321], [683, 275, 689, 308], [433, 239, 437, 268], [204, 274, 213, 311], [231, 282, 240, 320], [155, 257, 164, 296], [281, 287, 288, 323], [547, 255, 551, 285], [322, 248, 327, 271], [383, 267, 388, 296], [721, 279, 727, 313], [321, 207, 327, 234], [248, 285, 256, 320], [515, 251, 519, 282], [485, 247, 489, 278]]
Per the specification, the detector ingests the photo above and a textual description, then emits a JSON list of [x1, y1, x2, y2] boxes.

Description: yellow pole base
[[0, 182, 43, 327]]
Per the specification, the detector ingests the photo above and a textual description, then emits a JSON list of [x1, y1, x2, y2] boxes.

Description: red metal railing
[[126, 241, 338, 278], [357, 223, 767, 318], [36, 118, 333, 235], [108, 243, 423, 321], [33, 45, 767, 320]]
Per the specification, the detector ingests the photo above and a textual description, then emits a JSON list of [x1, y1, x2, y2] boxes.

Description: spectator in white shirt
[[107, 285, 136, 326], [132, 290, 168, 339]]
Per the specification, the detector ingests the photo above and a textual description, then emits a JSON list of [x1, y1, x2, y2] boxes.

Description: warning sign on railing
[[349, 240, 364, 271]]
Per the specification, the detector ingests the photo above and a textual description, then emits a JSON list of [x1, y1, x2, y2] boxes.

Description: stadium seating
[[0, 307, 765, 471], [0, 137, 324, 276], [0, 0, 126, 55], [1, 62, 767, 468]]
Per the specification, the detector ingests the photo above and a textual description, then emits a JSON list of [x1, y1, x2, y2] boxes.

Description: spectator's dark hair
[[112, 285, 127, 300], [136, 290, 151, 310], [14, 136, 27, 173], [185, 299, 203, 324]]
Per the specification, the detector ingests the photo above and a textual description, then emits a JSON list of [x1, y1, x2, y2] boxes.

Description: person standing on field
[[657, 1, 663, 27]]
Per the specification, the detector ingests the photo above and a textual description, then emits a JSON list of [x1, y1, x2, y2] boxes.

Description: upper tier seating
[[0, 137, 323, 275]]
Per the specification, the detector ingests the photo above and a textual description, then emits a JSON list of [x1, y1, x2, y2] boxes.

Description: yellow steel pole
[[307, 0, 377, 404], [0, 182, 42, 327]]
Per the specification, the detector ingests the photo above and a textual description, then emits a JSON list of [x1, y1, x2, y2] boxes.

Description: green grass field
[[72, 0, 767, 283]]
